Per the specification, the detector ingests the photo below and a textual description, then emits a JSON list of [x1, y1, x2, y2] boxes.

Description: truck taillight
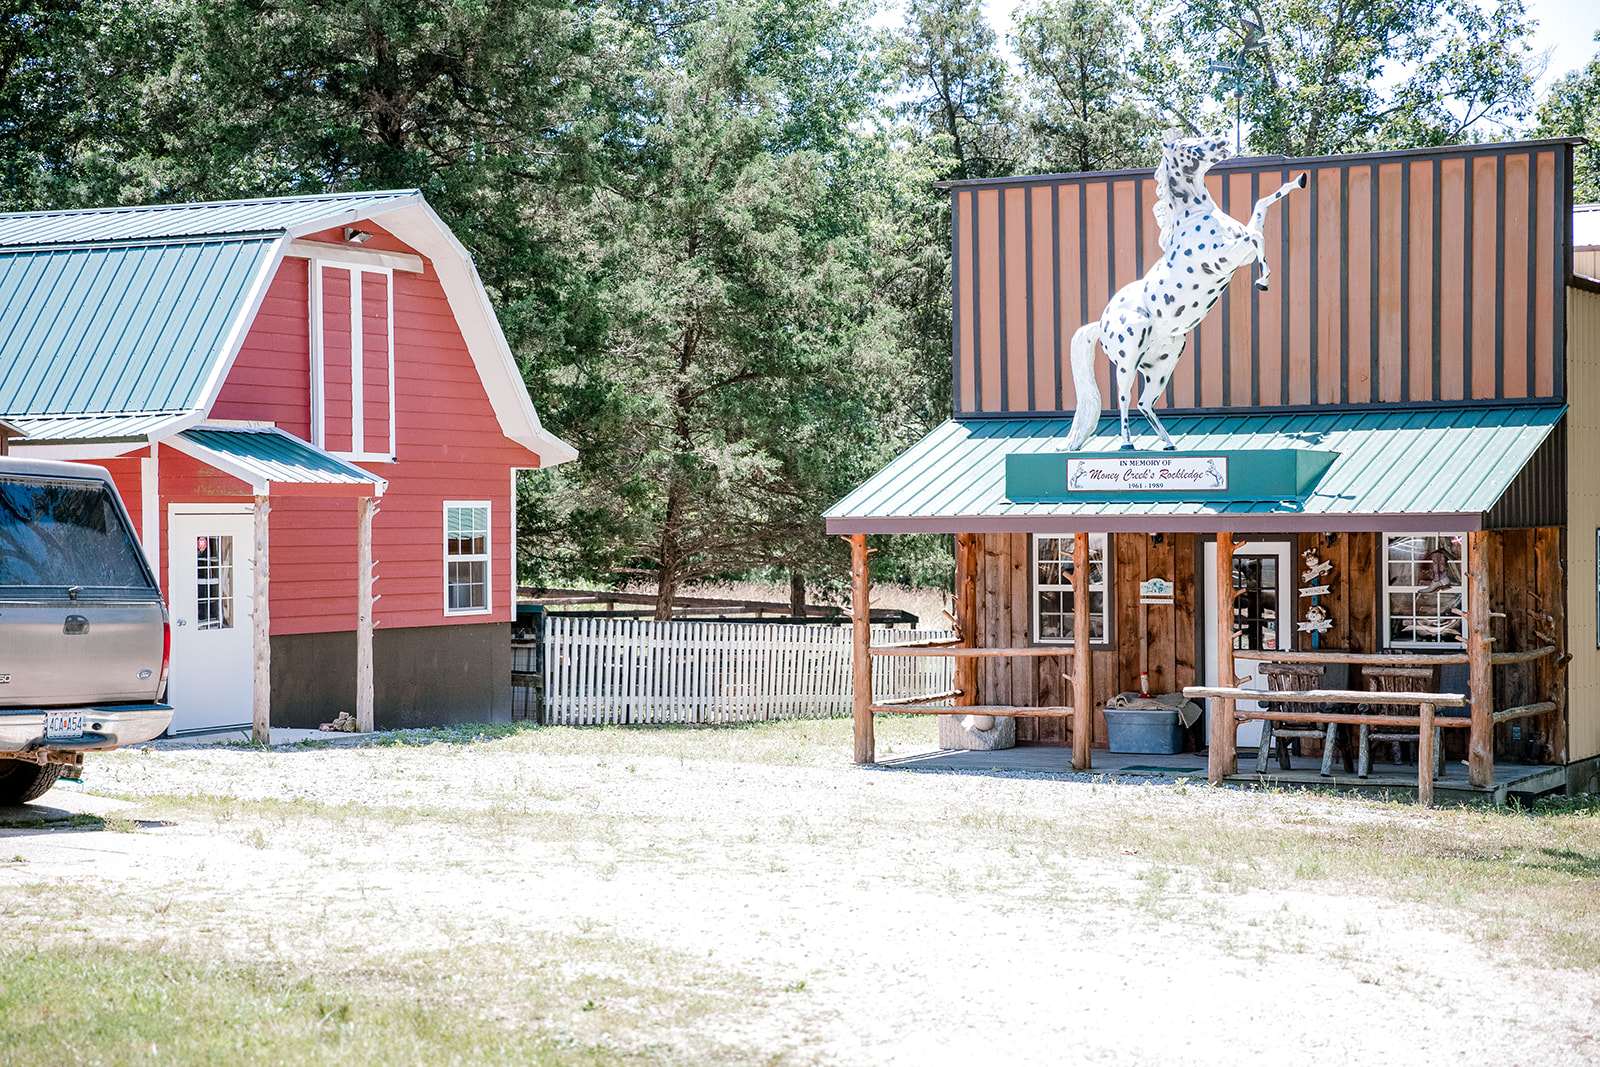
[[159, 618, 171, 698]]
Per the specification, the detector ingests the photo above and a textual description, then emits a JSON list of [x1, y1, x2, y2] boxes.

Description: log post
[[1418, 701, 1435, 808], [252, 495, 271, 745], [356, 496, 376, 733], [1209, 533, 1237, 784], [1071, 531, 1093, 771], [1467, 530, 1494, 788], [954, 533, 979, 708], [850, 533, 874, 764]]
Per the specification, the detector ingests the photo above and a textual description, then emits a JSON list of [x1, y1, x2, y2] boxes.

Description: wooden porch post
[[850, 533, 875, 764], [1467, 530, 1495, 788], [252, 495, 271, 745], [1208, 532, 1237, 784], [1072, 531, 1093, 771], [954, 533, 979, 707], [356, 497, 376, 733]]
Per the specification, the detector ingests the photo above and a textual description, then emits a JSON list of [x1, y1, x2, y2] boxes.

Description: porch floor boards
[[877, 745, 1566, 804]]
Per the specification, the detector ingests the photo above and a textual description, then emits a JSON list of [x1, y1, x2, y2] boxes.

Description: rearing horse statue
[[1063, 131, 1306, 451]]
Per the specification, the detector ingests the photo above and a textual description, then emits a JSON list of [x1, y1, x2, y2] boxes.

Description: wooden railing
[[1184, 685, 1468, 807]]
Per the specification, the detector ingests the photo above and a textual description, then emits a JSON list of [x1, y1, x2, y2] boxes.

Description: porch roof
[[824, 406, 1565, 535], [169, 426, 387, 497]]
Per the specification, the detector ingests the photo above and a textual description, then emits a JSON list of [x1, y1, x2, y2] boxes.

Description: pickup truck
[[0, 457, 172, 804]]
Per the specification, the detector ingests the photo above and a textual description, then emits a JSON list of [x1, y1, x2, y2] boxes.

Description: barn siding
[[139, 234, 541, 639], [950, 143, 1571, 416], [212, 257, 312, 438]]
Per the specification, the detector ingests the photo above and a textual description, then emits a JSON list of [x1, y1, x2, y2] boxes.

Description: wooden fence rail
[[537, 616, 958, 725]]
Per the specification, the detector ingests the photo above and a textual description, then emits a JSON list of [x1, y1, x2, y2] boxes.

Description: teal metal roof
[[0, 191, 421, 246], [172, 427, 386, 496], [0, 237, 278, 420], [825, 407, 1566, 534]]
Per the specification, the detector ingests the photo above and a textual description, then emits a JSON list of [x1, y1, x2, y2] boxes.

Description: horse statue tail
[[1063, 322, 1102, 450]]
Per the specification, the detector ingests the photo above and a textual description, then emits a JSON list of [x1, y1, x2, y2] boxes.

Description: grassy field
[[3, 718, 1598, 1065]]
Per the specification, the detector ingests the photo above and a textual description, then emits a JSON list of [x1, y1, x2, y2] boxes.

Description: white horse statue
[[1063, 131, 1306, 451]]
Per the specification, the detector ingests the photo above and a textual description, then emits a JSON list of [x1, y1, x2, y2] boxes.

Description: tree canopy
[[0, 0, 1587, 608]]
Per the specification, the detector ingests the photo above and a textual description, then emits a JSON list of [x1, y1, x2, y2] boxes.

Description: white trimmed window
[[1033, 534, 1111, 645], [444, 502, 491, 615], [1382, 533, 1465, 647]]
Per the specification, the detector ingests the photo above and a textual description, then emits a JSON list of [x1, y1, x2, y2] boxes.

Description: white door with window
[[167, 508, 256, 735], [1202, 540, 1293, 748]]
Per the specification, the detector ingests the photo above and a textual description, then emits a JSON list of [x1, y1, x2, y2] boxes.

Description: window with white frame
[[445, 503, 491, 615], [1382, 533, 1465, 647], [1033, 534, 1110, 645]]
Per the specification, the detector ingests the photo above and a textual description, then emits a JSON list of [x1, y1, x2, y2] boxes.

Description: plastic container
[[1103, 708, 1184, 754]]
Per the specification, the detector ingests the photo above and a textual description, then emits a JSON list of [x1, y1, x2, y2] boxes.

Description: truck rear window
[[0, 478, 153, 591]]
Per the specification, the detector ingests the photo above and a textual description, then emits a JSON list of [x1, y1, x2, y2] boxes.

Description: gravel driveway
[[3, 719, 1597, 1065]]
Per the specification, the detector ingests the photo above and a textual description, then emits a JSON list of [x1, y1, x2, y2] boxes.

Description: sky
[[912, 0, 1600, 91]]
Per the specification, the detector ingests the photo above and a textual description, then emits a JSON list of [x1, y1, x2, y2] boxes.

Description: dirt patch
[[3, 720, 1598, 1065]]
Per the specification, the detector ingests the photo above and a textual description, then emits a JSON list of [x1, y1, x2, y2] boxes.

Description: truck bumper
[[0, 704, 174, 753]]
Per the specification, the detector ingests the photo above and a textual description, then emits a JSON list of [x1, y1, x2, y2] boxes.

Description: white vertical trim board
[[310, 262, 325, 448], [350, 266, 365, 455], [140, 442, 160, 583]]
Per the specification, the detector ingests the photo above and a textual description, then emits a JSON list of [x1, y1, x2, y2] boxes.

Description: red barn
[[0, 191, 575, 735]]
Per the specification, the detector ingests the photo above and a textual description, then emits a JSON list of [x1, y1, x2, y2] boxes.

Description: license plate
[[45, 711, 85, 740]]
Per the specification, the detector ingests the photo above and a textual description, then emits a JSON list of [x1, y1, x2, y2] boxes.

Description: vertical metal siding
[[949, 142, 1574, 417], [1565, 286, 1600, 761]]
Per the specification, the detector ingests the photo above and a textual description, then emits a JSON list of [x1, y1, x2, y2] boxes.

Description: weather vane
[[1206, 19, 1268, 154]]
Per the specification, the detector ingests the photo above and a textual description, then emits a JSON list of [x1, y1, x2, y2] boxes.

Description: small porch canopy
[[168, 426, 387, 498], [162, 425, 386, 743], [824, 406, 1565, 535]]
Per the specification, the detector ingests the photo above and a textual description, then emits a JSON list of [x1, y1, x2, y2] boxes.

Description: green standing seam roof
[[173, 427, 386, 495], [824, 407, 1566, 534], [0, 238, 278, 417]]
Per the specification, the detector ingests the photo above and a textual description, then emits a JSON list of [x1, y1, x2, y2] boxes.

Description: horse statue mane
[[1063, 131, 1306, 451]]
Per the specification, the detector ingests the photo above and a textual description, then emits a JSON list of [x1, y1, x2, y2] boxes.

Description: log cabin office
[[828, 136, 1600, 801]]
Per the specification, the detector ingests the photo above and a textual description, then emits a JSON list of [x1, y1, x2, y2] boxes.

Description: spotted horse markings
[[1063, 130, 1306, 452]]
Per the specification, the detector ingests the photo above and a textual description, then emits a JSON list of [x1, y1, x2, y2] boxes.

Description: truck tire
[[0, 760, 65, 805]]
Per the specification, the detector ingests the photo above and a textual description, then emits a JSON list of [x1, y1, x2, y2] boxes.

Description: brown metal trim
[[1556, 146, 1573, 397], [1400, 158, 1412, 401], [997, 188, 1010, 412], [1463, 157, 1475, 399], [1051, 184, 1064, 410], [1526, 152, 1540, 397], [1308, 165, 1320, 402], [1024, 186, 1036, 411], [825, 512, 1487, 536], [1495, 152, 1507, 398], [931, 137, 1587, 189], [1340, 164, 1351, 404], [1276, 167, 1288, 406], [1440, 158, 1452, 404], [1370, 165, 1381, 401], [950, 189, 962, 412], [970, 189, 983, 412]]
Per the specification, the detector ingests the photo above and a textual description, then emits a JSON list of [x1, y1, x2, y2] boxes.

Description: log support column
[[954, 533, 979, 708], [1208, 533, 1237, 785], [356, 496, 376, 733], [251, 495, 271, 745], [1467, 530, 1494, 788], [1071, 531, 1093, 771], [850, 533, 875, 764]]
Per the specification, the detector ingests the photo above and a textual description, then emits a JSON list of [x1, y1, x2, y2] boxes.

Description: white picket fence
[[539, 616, 957, 725]]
